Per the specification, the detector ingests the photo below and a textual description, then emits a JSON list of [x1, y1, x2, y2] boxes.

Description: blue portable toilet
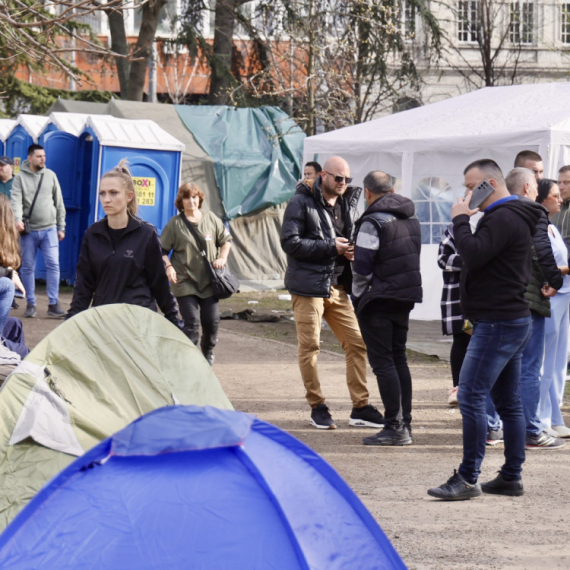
[[5, 115, 48, 174], [0, 406, 406, 569], [0, 119, 17, 157], [79, 116, 184, 234], [38, 113, 113, 283]]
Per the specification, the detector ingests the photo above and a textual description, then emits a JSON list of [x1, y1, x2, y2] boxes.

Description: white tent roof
[[17, 114, 49, 142], [44, 113, 114, 138], [85, 116, 185, 152], [305, 82, 570, 155], [0, 119, 17, 142]]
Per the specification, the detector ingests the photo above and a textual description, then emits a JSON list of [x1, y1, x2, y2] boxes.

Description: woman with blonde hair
[[161, 182, 232, 365], [67, 160, 179, 325], [0, 195, 25, 331]]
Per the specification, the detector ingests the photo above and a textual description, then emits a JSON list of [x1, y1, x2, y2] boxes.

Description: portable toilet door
[[6, 115, 48, 174], [81, 116, 184, 234], [38, 113, 102, 284], [0, 119, 17, 157]]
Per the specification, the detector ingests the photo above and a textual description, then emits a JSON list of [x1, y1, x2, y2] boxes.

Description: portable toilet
[[6, 115, 48, 174], [0, 119, 17, 157], [38, 113, 113, 283], [79, 116, 184, 234]]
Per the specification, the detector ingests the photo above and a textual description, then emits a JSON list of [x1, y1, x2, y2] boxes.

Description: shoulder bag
[[20, 174, 44, 235], [179, 213, 239, 300]]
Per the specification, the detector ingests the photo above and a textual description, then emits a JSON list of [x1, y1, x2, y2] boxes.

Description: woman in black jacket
[[67, 160, 179, 326]]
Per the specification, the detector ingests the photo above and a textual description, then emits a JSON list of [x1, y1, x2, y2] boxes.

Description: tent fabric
[[0, 304, 232, 532], [47, 99, 110, 115], [175, 105, 305, 220], [0, 406, 406, 570], [304, 82, 570, 320]]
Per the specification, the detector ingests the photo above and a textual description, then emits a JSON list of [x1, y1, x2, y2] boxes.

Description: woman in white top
[[536, 179, 570, 438]]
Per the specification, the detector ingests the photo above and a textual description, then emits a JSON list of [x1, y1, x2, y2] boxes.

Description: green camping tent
[[0, 304, 232, 532]]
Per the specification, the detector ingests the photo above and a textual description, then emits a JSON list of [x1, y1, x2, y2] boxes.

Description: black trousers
[[450, 332, 471, 388], [177, 295, 219, 356], [357, 305, 412, 428]]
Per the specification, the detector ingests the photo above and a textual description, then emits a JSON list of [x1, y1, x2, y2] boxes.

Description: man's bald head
[[363, 171, 394, 195], [323, 156, 350, 175], [321, 156, 351, 200]]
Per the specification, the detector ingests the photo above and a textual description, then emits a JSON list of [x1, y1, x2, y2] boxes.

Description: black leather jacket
[[280, 176, 361, 298]]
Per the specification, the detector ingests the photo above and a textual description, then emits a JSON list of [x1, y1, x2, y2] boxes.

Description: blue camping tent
[[0, 406, 406, 570]]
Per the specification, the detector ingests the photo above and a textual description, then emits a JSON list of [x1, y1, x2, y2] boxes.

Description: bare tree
[[442, 0, 533, 88]]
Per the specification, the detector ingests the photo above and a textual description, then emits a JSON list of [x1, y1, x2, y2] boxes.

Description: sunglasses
[[325, 171, 353, 184]]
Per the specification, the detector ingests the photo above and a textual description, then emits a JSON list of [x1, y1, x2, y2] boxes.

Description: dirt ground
[[17, 289, 570, 570]]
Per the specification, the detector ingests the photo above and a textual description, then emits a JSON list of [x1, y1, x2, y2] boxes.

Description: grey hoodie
[[11, 160, 66, 232]]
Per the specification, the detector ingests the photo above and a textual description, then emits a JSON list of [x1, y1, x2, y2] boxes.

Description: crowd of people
[[2, 142, 569, 502]]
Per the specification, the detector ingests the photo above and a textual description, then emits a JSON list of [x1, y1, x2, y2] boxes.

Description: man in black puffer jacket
[[352, 171, 422, 447], [281, 156, 383, 431]]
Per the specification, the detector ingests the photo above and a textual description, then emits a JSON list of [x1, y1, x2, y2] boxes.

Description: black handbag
[[20, 174, 44, 236], [179, 213, 239, 300]]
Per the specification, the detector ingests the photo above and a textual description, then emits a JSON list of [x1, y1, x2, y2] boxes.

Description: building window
[[562, 4, 570, 44], [509, 1, 534, 45], [413, 177, 458, 245], [458, 1, 480, 43], [401, 0, 416, 40]]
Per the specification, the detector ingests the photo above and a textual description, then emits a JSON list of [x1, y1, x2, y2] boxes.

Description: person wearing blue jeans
[[20, 227, 61, 311], [10, 144, 66, 319], [0, 277, 14, 332], [428, 159, 541, 501]]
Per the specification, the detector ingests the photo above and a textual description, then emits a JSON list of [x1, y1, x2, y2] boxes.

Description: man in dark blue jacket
[[352, 171, 422, 446], [280, 156, 383, 431], [429, 159, 540, 501]]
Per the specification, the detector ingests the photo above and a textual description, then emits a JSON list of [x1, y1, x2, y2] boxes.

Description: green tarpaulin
[[175, 105, 305, 220]]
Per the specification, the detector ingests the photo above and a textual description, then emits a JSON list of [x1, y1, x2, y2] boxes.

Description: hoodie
[[11, 160, 66, 231], [453, 196, 541, 321], [352, 192, 422, 315]]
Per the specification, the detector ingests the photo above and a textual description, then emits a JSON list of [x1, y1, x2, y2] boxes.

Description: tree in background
[[179, 0, 442, 134]]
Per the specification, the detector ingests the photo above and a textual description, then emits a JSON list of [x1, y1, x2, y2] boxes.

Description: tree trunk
[[306, 0, 316, 136], [125, 0, 167, 101], [209, 0, 238, 105], [106, 1, 130, 98]]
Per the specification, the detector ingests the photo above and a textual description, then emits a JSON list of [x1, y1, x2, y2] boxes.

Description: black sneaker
[[11, 299, 18, 310], [405, 422, 413, 442], [481, 472, 524, 497], [486, 428, 504, 446], [525, 431, 565, 450], [47, 302, 66, 319], [349, 405, 384, 428], [310, 404, 336, 430], [428, 470, 482, 501], [203, 351, 215, 366], [24, 303, 36, 318], [362, 425, 412, 446]]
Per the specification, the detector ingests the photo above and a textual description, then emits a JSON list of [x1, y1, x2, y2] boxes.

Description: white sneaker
[[447, 387, 458, 407], [552, 425, 570, 438]]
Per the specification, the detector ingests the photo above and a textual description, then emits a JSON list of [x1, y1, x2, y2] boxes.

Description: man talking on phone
[[281, 156, 383, 430], [428, 159, 541, 500]]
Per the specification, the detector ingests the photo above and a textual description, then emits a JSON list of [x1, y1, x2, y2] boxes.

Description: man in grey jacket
[[11, 144, 66, 318]]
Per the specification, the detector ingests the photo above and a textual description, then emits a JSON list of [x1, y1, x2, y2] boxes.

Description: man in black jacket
[[505, 167, 565, 450], [353, 171, 422, 446], [429, 159, 540, 501], [280, 156, 383, 430]]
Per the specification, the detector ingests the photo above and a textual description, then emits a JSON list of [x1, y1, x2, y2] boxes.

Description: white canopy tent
[[304, 82, 570, 320]]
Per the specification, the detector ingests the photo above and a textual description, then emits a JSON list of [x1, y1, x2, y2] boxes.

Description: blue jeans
[[20, 227, 60, 306], [457, 317, 531, 482], [0, 277, 14, 332], [520, 312, 545, 436]]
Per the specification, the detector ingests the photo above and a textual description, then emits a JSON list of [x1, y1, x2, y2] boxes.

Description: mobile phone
[[469, 180, 495, 210]]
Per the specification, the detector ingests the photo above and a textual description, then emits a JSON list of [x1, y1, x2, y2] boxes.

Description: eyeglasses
[[325, 171, 352, 184]]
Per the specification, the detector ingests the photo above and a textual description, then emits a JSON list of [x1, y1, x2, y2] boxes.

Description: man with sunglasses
[[281, 156, 383, 430]]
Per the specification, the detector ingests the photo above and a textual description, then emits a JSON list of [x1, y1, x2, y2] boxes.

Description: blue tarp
[[0, 406, 406, 570], [175, 106, 305, 220]]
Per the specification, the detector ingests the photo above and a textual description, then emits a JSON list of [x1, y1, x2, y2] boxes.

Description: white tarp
[[304, 82, 570, 320]]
